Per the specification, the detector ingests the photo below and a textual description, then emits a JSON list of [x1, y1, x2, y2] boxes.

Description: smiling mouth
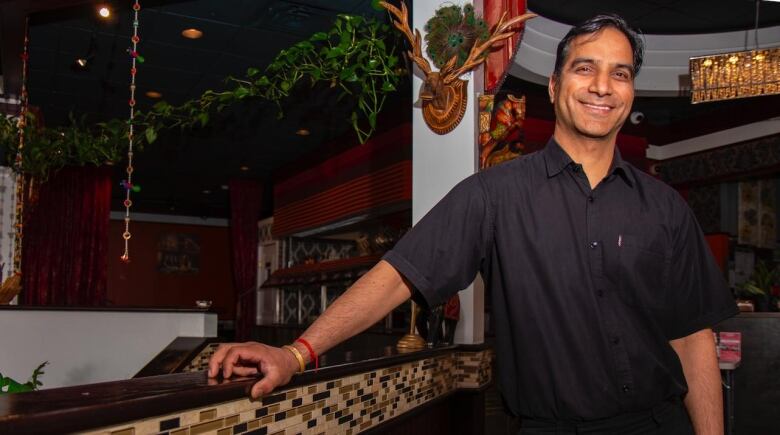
[[581, 102, 614, 113]]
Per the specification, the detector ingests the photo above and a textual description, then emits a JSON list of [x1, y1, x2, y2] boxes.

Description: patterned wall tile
[[183, 343, 222, 373], [87, 350, 492, 435]]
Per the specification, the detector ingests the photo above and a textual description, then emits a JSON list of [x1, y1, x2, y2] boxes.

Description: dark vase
[[753, 295, 770, 312]]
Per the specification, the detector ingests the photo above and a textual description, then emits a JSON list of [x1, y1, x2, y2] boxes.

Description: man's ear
[[548, 74, 557, 104]]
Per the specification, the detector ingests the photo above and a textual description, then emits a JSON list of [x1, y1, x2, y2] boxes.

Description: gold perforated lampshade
[[689, 47, 780, 103]]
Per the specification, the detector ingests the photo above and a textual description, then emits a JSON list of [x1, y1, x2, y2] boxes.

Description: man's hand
[[208, 342, 300, 399]]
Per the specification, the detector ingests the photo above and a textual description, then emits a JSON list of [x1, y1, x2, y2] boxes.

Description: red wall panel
[[107, 220, 237, 320]]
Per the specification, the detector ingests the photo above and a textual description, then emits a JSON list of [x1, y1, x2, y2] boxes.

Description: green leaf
[[280, 81, 291, 92], [368, 112, 377, 129], [339, 68, 358, 82], [234, 87, 250, 99], [197, 112, 209, 127], [311, 32, 328, 41], [326, 47, 345, 59], [144, 128, 157, 144], [247, 67, 260, 77], [255, 76, 271, 87], [381, 81, 396, 92]]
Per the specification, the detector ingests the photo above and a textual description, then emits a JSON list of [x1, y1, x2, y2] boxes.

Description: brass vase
[[396, 300, 426, 351]]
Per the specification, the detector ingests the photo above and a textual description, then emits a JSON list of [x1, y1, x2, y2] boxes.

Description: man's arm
[[208, 260, 413, 398], [669, 328, 723, 435]]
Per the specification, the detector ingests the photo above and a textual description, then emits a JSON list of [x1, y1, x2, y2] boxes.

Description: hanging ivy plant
[[0, 12, 404, 177], [0, 113, 127, 178], [139, 13, 403, 145]]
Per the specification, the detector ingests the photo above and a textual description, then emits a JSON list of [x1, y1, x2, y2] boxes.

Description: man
[[209, 14, 737, 434]]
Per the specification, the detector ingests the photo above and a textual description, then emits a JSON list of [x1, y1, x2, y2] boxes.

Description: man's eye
[[614, 71, 631, 80], [576, 66, 593, 73]]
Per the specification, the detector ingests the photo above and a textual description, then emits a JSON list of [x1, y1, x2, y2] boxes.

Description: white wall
[[0, 309, 216, 389], [411, 1, 484, 344]]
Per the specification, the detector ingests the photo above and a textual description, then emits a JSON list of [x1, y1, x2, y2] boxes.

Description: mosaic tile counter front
[[87, 349, 492, 435]]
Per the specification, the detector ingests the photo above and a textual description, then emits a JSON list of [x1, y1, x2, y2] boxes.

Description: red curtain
[[484, 0, 528, 94], [229, 179, 262, 340], [21, 165, 112, 306]]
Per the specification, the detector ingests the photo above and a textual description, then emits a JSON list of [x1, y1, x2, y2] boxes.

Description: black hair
[[553, 14, 644, 79]]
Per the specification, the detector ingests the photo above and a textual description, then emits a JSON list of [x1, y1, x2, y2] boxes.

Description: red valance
[[273, 124, 411, 238]]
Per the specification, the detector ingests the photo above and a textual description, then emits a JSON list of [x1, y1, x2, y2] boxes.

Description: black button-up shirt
[[384, 138, 738, 421]]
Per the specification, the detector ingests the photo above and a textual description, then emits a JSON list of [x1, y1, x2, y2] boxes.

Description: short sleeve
[[667, 203, 738, 339], [383, 174, 492, 308]]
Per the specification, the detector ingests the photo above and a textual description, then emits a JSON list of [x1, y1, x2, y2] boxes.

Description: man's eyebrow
[[569, 57, 595, 68], [569, 58, 635, 76]]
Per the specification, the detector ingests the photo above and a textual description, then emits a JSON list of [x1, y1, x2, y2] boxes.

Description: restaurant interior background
[[0, 0, 779, 434]]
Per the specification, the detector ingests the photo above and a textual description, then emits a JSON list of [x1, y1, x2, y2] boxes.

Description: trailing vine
[[141, 14, 402, 145], [0, 13, 404, 176]]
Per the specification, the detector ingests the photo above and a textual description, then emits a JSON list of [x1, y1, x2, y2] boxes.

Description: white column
[[411, 1, 484, 344]]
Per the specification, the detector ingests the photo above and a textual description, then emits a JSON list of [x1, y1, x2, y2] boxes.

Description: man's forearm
[[292, 260, 413, 363], [670, 328, 724, 435]]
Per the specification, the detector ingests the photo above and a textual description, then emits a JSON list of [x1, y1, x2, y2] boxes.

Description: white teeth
[[583, 103, 611, 111]]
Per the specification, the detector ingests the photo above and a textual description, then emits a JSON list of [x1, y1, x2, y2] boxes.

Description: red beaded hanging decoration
[[11, 19, 30, 278], [121, 0, 142, 263]]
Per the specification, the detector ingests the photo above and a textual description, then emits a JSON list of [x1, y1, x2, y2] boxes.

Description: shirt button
[[590, 241, 599, 249], [587, 196, 594, 203], [611, 336, 620, 344], [596, 290, 604, 297], [622, 385, 630, 393]]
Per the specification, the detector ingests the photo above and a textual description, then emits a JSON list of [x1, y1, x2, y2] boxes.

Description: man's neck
[[553, 131, 616, 189]]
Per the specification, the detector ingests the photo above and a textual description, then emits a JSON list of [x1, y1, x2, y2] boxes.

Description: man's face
[[548, 27, 635, 143]]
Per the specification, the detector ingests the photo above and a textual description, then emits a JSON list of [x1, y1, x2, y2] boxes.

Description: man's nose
[[588, 71, 612, 96]]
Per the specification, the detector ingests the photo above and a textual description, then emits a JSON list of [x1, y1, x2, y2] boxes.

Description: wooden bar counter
[[0, 344, 493, 435]]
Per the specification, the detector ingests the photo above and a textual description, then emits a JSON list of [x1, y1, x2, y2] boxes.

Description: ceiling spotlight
[[181, 28, 204, 39], [296, 128, 311, 136], [76, 58, 88, 68], [220, 185, 229, 190], [240, 165, 250, 171], [145, 90, 162, 99], [98, 6, 111, 18], [202, 189, 211, 194]]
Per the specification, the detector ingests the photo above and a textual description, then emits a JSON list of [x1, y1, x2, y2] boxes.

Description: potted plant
[[737, 262, 778, 312], [0, 361, 48, 394]]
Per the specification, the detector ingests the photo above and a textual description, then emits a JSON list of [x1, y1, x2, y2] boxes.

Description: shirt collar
[[543, 138, 635, 187]]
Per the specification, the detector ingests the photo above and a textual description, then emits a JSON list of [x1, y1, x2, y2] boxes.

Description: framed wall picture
[[157, 233, 200, 274]]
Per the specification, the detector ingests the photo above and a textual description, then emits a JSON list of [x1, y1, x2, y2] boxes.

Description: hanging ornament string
[[12, 18, 31, 277], [121, 0, 142, 263]]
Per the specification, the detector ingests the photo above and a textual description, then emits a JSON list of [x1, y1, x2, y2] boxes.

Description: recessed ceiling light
[[181, 28, 204, 39], [72, 58, 90, 70], [145, 91, 162, 99], [296, 128, 310, 136], [240, 165, 250, 171], [220, 185, 229, 190], [98, 6, 111, 18], [202, 189, 211, 194]]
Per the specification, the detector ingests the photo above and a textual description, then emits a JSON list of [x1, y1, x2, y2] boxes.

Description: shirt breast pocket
[[618, 234, 672, 311]]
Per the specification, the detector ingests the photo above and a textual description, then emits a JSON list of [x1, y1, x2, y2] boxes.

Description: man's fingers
[[222, 345, 268, 378], [231, 366, 259, 377], [250, 375, 279, 399], [208, 343, 238, 377]]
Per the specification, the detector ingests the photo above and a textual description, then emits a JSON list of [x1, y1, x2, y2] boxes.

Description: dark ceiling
[[3, 0, 780, 218], [529, 0, 780, 34]]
